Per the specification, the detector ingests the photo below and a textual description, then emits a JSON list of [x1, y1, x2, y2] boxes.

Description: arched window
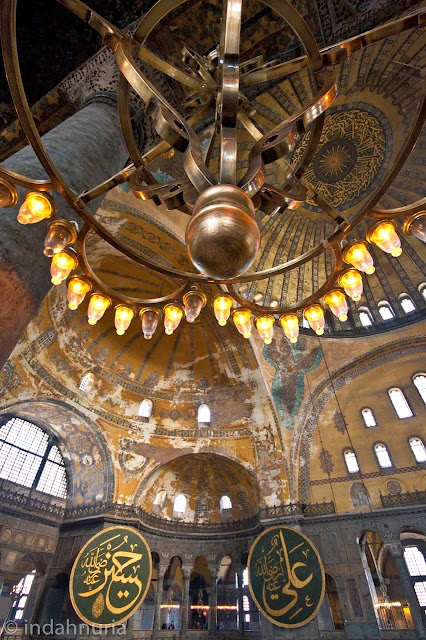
[[388, 387, 413, 419], [361, 407, 377, 428], [220, 495, 232, 511], [399, 293, 416, 314], [409, 437, 426, 463], [197, 404, 211, 425], [154, 490, 166, 507], [350, 483, 371, 508], [344, 449, 360, 474], [358, 307, 373, 327], [413, 373, 426, 405], [378, 301, 394, 320], [243, 594, 250, 623], [418, 283, 426, 301], [79, 372, 94, 393], [0, 417, 67, 499], [138, 398, 153, 420], [242, 567, 249, 587], [11, 570, 36, 621], [374, 443, 393, 468], [238, 491, 248, 510], [403, 546, 426, 609], [173, 494, 187, 514]]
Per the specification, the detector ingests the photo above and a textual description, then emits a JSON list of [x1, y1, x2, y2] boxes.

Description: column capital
[[383, 541, 403, 557]]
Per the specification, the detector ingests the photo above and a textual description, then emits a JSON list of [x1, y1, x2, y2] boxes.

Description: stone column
[[0, 94, 129, 368], [236, 566, 245, 636], [209, 568, 217, 634], [386, 542, 426, 639], [152, 567, 165, 633], [180, 567, 191, 635]]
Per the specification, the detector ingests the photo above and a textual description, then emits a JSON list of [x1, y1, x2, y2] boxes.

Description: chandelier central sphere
[[186, 185, 260, 280]]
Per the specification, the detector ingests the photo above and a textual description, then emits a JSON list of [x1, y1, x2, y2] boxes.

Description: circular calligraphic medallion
[[248, 525, 325, 628], [70, 526, 152, 627]]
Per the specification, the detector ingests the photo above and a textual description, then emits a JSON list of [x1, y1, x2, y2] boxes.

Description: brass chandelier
[[0, 0, 425, 345]]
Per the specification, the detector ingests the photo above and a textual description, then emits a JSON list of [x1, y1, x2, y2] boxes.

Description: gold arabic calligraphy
[[254, 531, 313, 619], [78, 533, 144, 616]]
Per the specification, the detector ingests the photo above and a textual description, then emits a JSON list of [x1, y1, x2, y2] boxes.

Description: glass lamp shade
[[140, 308, 161, 339], [232, 308, 253, 338], [367, 221, 402, 257], [50, 249, 78, 285], [303, 304, 325, 335], [44, 219, 78, 257], [254, 314, 275, 344], [343, 241, 375, 274], [87, 293, 111, 325], [212, 294, 233, 326], [323, 289, 348, 321], [66, 276, 91, 309], [403, 213, 426, 244], [163, 303, 184, 335], [17, 192, 55, 224], [114, 305, 135, 335], [338, 268, 363, 302], [279, 313, 299, 343], [183, 290, 206, 323]]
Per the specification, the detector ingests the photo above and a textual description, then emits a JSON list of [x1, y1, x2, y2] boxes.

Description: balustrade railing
[[380, 489, 426, 508]]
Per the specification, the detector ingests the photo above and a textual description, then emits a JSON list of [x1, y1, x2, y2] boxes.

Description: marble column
[[386, 542, 426, 639], [236, 566, 245, 636], [0, 94, 129, 368], [152, 568, 165, 633], [209, 568, 218, 634], [180, 567, 191, 635]]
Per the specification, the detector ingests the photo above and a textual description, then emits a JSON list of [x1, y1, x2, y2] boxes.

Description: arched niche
[[189, 556, 210, 630], [0, 399, 114, 506]]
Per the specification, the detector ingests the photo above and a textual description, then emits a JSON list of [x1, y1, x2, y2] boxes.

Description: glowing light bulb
[[255, 314, 275, 344], [44, 219, 77, 257], [163, 303, 183, 335], [303, 305, 325, 335], [87, 294, 111, 325], [183, 290, 206, 323], [338, 268, 363, 302], [367, 221, 402, 257], [279, 313, 299, 343], [17, 192, 55, 224], [66, 276, 91, 310], [232, 308, 252, 339], [50, 249, 78, 285], [212, 294, 233, 326], [114, 305, 135, 335], [140, 308, 161, 339], [343, 241, 375, 274], [323, 289, 348, 321]]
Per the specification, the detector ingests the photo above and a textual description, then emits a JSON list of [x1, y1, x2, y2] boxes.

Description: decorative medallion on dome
[[292, 104, 392, 210]]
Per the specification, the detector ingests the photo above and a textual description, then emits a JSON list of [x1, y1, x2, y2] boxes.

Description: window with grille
[[419, 283, 426, 301], [243, 595, 250, 623], [413, 374, 426, 405], [138, 399, 153, 419], [195, 499, 208, 518], [242, 568, 249, 587], [399, 294, 416, 314], [220, 495, 232, 511], [79, 372, 94, 393], [378, 301, 394, 320], [358, 307, 373, 327], [404, 547, 426, 609], [238, 491, 248, 509], [388, 388, 413, 419], [12, 571, 36, 621], [409, 437, 426, 463], [173, 494, 187, 514], [374, 443, 392, 468], [344, 449, 360, 474], [361, 407, 377, 428], [36, 328, 56, 351], [0, 418, 67, 499]]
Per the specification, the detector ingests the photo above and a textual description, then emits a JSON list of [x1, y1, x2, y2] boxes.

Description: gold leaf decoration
[[92, 593, 104, 619]]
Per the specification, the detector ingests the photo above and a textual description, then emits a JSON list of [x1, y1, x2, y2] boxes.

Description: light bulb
[[0, 178, 18, 208], [338, 268, 363, 302], [50, 249, 78, 285], [67, 276, 91, 310], [87, 294, 111, 325], [114, 305, 135, 335], [17, 191, 55, 224], [403, 213, 426, 244], [183, 290, 206, 323], [163, 303, 183, 335], [212, 294, 233, 326], [279, 313, 299, 343], [255, 314, 275, 344], [303, 305, 325, 335], [140, 308, 161, 339], [44, 219, 77, 257], [232, 308, 252, 339], [323, 289, 348, 321], [343, 241, 375, 274], [367, 221, 402, 257]]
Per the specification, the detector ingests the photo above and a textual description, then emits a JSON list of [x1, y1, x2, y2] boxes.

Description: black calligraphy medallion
[[248, 526, 325, 628], [70, 526, 152, 627]]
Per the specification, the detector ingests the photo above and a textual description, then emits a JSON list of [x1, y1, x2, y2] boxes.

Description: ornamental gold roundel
[[248, 526, 325, 628], [70, 526, 152, 628]]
